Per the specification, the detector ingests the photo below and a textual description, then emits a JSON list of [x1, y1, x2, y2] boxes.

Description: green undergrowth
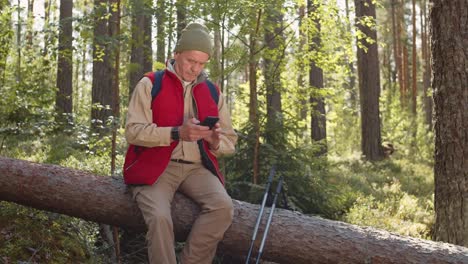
[[329, 156, 434, 239], [0, 201, 101, 263]]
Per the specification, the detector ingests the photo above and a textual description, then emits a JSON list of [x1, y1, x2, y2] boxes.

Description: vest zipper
[[124, 159, 138, 171]]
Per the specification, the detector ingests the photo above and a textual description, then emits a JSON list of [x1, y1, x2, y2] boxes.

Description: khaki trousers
[[131, 161, 234, 264]]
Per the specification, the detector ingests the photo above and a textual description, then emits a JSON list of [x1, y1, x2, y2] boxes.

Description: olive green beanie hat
[[174, 22, 213, 57]]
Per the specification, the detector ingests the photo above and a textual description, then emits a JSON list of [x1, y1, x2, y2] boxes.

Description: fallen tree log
[[0, 156, 467, 263]]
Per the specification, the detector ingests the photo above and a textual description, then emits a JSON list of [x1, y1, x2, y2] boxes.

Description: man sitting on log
[[122, 22, 238, 264]]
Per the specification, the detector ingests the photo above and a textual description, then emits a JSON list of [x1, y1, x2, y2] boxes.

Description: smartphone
[[200, 116, 219, 129]]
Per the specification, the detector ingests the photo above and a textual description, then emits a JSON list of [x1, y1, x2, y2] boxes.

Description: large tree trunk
[[354, 0, 384, 161], [128, 0, 153, 97], [0, 156, 467, 264], [91, 0, 112, 133], [56, 0, 73, 123], [431, 0, 468, 247], [263, 0, 285, 148]]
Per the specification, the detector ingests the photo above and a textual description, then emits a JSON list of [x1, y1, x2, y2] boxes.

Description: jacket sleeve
[[125, 77, 172, 147], [209, 92, 238, 157]]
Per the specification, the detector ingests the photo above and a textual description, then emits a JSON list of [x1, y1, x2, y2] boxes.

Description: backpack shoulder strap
[[151, 70, 165, 102], [205, 79, 220, 105]]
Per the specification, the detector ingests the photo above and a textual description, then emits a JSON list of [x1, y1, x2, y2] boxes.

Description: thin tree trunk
[[26, 0, 34, 46], [403, 44, 410, 104], [43, 0, 51, 55], [432, 0, 468, 247], [176, 0, 187, 40], [249, 9, 262, 184], [212, 28, 222, 86], [421, 0, 432, 127], [396, 0, 405, 104], [109, 0, 120, 175], [411, 0, 417, 114], [0, 0, 12, 87], [212, 4, 222, 86], [298, 4, 307, 122], [354, 0, 384, 161], [78, 0, 88, 115], [345, 0, 357, 111], [1, 156, 468, 264], [56, 0, 73, 124], [166, 0, 174, 61], [15, 0, 21, 83], [156, 0, 166, 64], [308, 0, 327, 157]]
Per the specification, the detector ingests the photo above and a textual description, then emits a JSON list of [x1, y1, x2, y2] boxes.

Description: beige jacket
[[125, 63, 237, 163]]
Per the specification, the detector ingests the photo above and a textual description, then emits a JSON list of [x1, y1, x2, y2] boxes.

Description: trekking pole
[[245, 165, 276, 264], [255, 176, 283, 264]]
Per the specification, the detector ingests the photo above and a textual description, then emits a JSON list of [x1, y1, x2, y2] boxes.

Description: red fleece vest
[[123, 70, 223, 185]]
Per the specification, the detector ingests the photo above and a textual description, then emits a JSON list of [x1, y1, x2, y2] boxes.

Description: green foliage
[[344, 182, 434, 239], [329, 156, 434, 239], [0, 201, 102, 263], [380, 88, 435, 164], [225, 123, 346, 219]]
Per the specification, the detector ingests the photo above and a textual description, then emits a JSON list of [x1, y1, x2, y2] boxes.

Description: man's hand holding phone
[[177, 117, 223, 149], [200, 116, 219, 129], [200, 116, 222, 150]]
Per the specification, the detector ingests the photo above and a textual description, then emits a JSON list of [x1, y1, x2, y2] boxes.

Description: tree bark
[[156, 0, 166, 64], [411, 0, 417, 115], [129, 0, 153, 97], [108, 0, 120, 187], [308, 0, 327, 156], [248, 9, 262, 184], [91, 0, 113, 133], [345, 0, 357, 112], [0, 156, 468, 264], [354, 0, 384, 161], [26, 0, 34, 46], [176, 0, 187, 40], [212, 11, 223, 88], [421, 0, 433, 128], [263, 0, 284, 148], [56, 0, 73, 124], [298, 4, 307, 123], [431, 0, 468, 247], [394, 0, 404, 103]]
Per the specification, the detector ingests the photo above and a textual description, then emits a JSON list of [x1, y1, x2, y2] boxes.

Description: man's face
[[173, 50, 210, 82]]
